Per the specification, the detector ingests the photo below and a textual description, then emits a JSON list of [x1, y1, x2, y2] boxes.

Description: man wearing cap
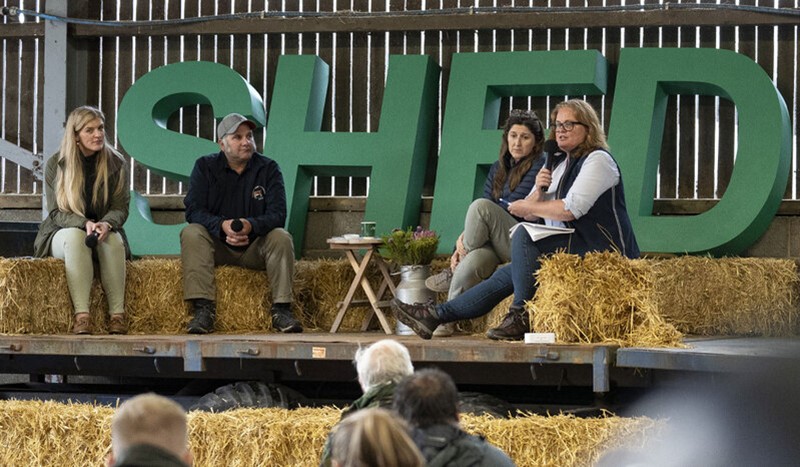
[[180, 113, 302, 334]]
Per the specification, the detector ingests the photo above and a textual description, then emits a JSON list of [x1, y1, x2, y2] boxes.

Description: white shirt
[[534, 150, 620, 226]]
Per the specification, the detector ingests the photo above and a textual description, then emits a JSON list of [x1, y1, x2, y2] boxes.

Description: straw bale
[[461, 411, 663, 467], [188, 406, 341, 466], [531, 252, 683, 347], [0, 399, 114, 466], [651, 256, 800, 336], [125, 258, 187, 333], [0, 257, 109, 334], [0, 400, 663, 467]]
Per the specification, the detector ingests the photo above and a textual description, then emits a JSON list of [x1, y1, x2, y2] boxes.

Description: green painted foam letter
[[608, 48, 791, 255], [265, 55, 439, 254], [117, 61, 266, 256]]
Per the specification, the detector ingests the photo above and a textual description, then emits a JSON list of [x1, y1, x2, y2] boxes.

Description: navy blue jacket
[[184, 151, 287, 242], [483, 154, 543, 222]]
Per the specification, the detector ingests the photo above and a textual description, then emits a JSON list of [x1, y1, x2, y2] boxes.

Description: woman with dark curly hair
[[425, 109, 545, 337]]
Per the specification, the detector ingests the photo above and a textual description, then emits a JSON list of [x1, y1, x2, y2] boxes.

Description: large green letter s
[[117, 61, 266, 256], [609, 48, 791, 255]]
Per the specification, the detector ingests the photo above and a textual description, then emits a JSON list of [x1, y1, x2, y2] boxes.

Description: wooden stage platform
[[0, 333, 797, 400]]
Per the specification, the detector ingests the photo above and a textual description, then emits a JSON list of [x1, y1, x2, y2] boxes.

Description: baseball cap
[[217, 113, 257, 139]]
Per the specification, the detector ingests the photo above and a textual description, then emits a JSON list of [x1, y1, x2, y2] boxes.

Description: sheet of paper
[[509, 222, 574, 242]]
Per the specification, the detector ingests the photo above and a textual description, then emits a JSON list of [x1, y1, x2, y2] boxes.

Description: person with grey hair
[[107, 393, 192, 467], [180, 112, 302, 335], [319, 339, 414, 467]]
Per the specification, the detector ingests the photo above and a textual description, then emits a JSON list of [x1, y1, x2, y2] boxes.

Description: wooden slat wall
[[0, 0, 797, 208], [1, 0, 40, 195]]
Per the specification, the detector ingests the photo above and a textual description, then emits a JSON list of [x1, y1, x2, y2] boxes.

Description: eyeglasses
[[552, 121, 586, 132], [509, 109, 538, 119]]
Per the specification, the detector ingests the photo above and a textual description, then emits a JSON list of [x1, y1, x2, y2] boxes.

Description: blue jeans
[[436, 229, 569, 322]]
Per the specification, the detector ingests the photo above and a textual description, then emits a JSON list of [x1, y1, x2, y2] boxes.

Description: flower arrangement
[[380, 226, 440, 265]]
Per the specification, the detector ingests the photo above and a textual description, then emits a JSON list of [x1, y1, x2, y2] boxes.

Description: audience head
[[393, 367, 459, 428], [330, 407, 424, 467], [109, 393, 192, 466], [549, 99, 609, 158], [354, 339, 414, 393]]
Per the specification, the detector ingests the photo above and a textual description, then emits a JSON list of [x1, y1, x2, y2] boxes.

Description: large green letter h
[[266, 55, 439, 254]]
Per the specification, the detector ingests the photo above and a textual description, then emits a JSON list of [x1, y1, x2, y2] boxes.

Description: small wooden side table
[[327, 237, 397, 334]]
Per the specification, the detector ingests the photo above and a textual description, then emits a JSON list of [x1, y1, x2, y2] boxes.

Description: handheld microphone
[[231, 219, 243, 232], [85, 230, 100, 248], [541, 140, 562, 192]]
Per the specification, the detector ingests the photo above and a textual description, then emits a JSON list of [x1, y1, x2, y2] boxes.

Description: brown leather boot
[[486, 306, 529, 341]]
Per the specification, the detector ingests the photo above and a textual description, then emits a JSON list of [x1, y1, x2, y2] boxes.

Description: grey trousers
[[449, 198, 517, 300], [180, 223, 295, 304]]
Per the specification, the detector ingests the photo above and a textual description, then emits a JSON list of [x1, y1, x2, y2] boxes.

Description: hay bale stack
[[461, 411, 662, 467], [531, 252, 683, 347], [532, 252, 800, 345], [0, 400, 662, 467], [0, 399, 114, 466], [190, 406, 340, 466], [651, 256, 800, 336], [0, 257, 107, 334]]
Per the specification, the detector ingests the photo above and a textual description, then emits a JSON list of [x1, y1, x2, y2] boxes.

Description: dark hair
[[492, 109, 545, 199], [392, 368, 459, 428]]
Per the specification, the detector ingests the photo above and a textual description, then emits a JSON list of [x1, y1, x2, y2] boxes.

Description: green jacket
[[319, 381, 399, 467], [33, 153, 130, 259]]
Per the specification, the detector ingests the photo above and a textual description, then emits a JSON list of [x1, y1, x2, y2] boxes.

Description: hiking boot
[[425, 269, 453, 293], [72, 313, 92, 335], [271, 307, 303, 333], [390, 298, 441, 340], [108, 314, 128, 335], [486, 307, 529, 341], [433, 322, 455, 337], [187, 299, 216, 334]]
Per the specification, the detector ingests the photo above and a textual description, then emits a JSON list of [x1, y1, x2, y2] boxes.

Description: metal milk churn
[[394, 264, 435, 335]]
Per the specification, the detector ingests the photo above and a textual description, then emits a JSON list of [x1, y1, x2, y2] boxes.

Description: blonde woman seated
[[330, 407, 424, 467], [33, 106, 130, 335]]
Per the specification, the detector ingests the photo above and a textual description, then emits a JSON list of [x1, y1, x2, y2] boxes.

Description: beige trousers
[[180, 223, 295, 304], [448, 198, 517, 300], [50, 227, 126, 315]]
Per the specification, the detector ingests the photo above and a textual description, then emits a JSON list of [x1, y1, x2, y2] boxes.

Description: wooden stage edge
[[0, 333, 797, 394]]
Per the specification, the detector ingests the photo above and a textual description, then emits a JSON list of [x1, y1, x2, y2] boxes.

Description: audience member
[[108, 393, 192, 467], [393, 368, 516, 467], [320, 339, 414, 466], [329, 407, 424, 467]]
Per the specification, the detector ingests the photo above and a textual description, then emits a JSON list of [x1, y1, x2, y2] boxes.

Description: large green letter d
[[609, 48, 791, 255]]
